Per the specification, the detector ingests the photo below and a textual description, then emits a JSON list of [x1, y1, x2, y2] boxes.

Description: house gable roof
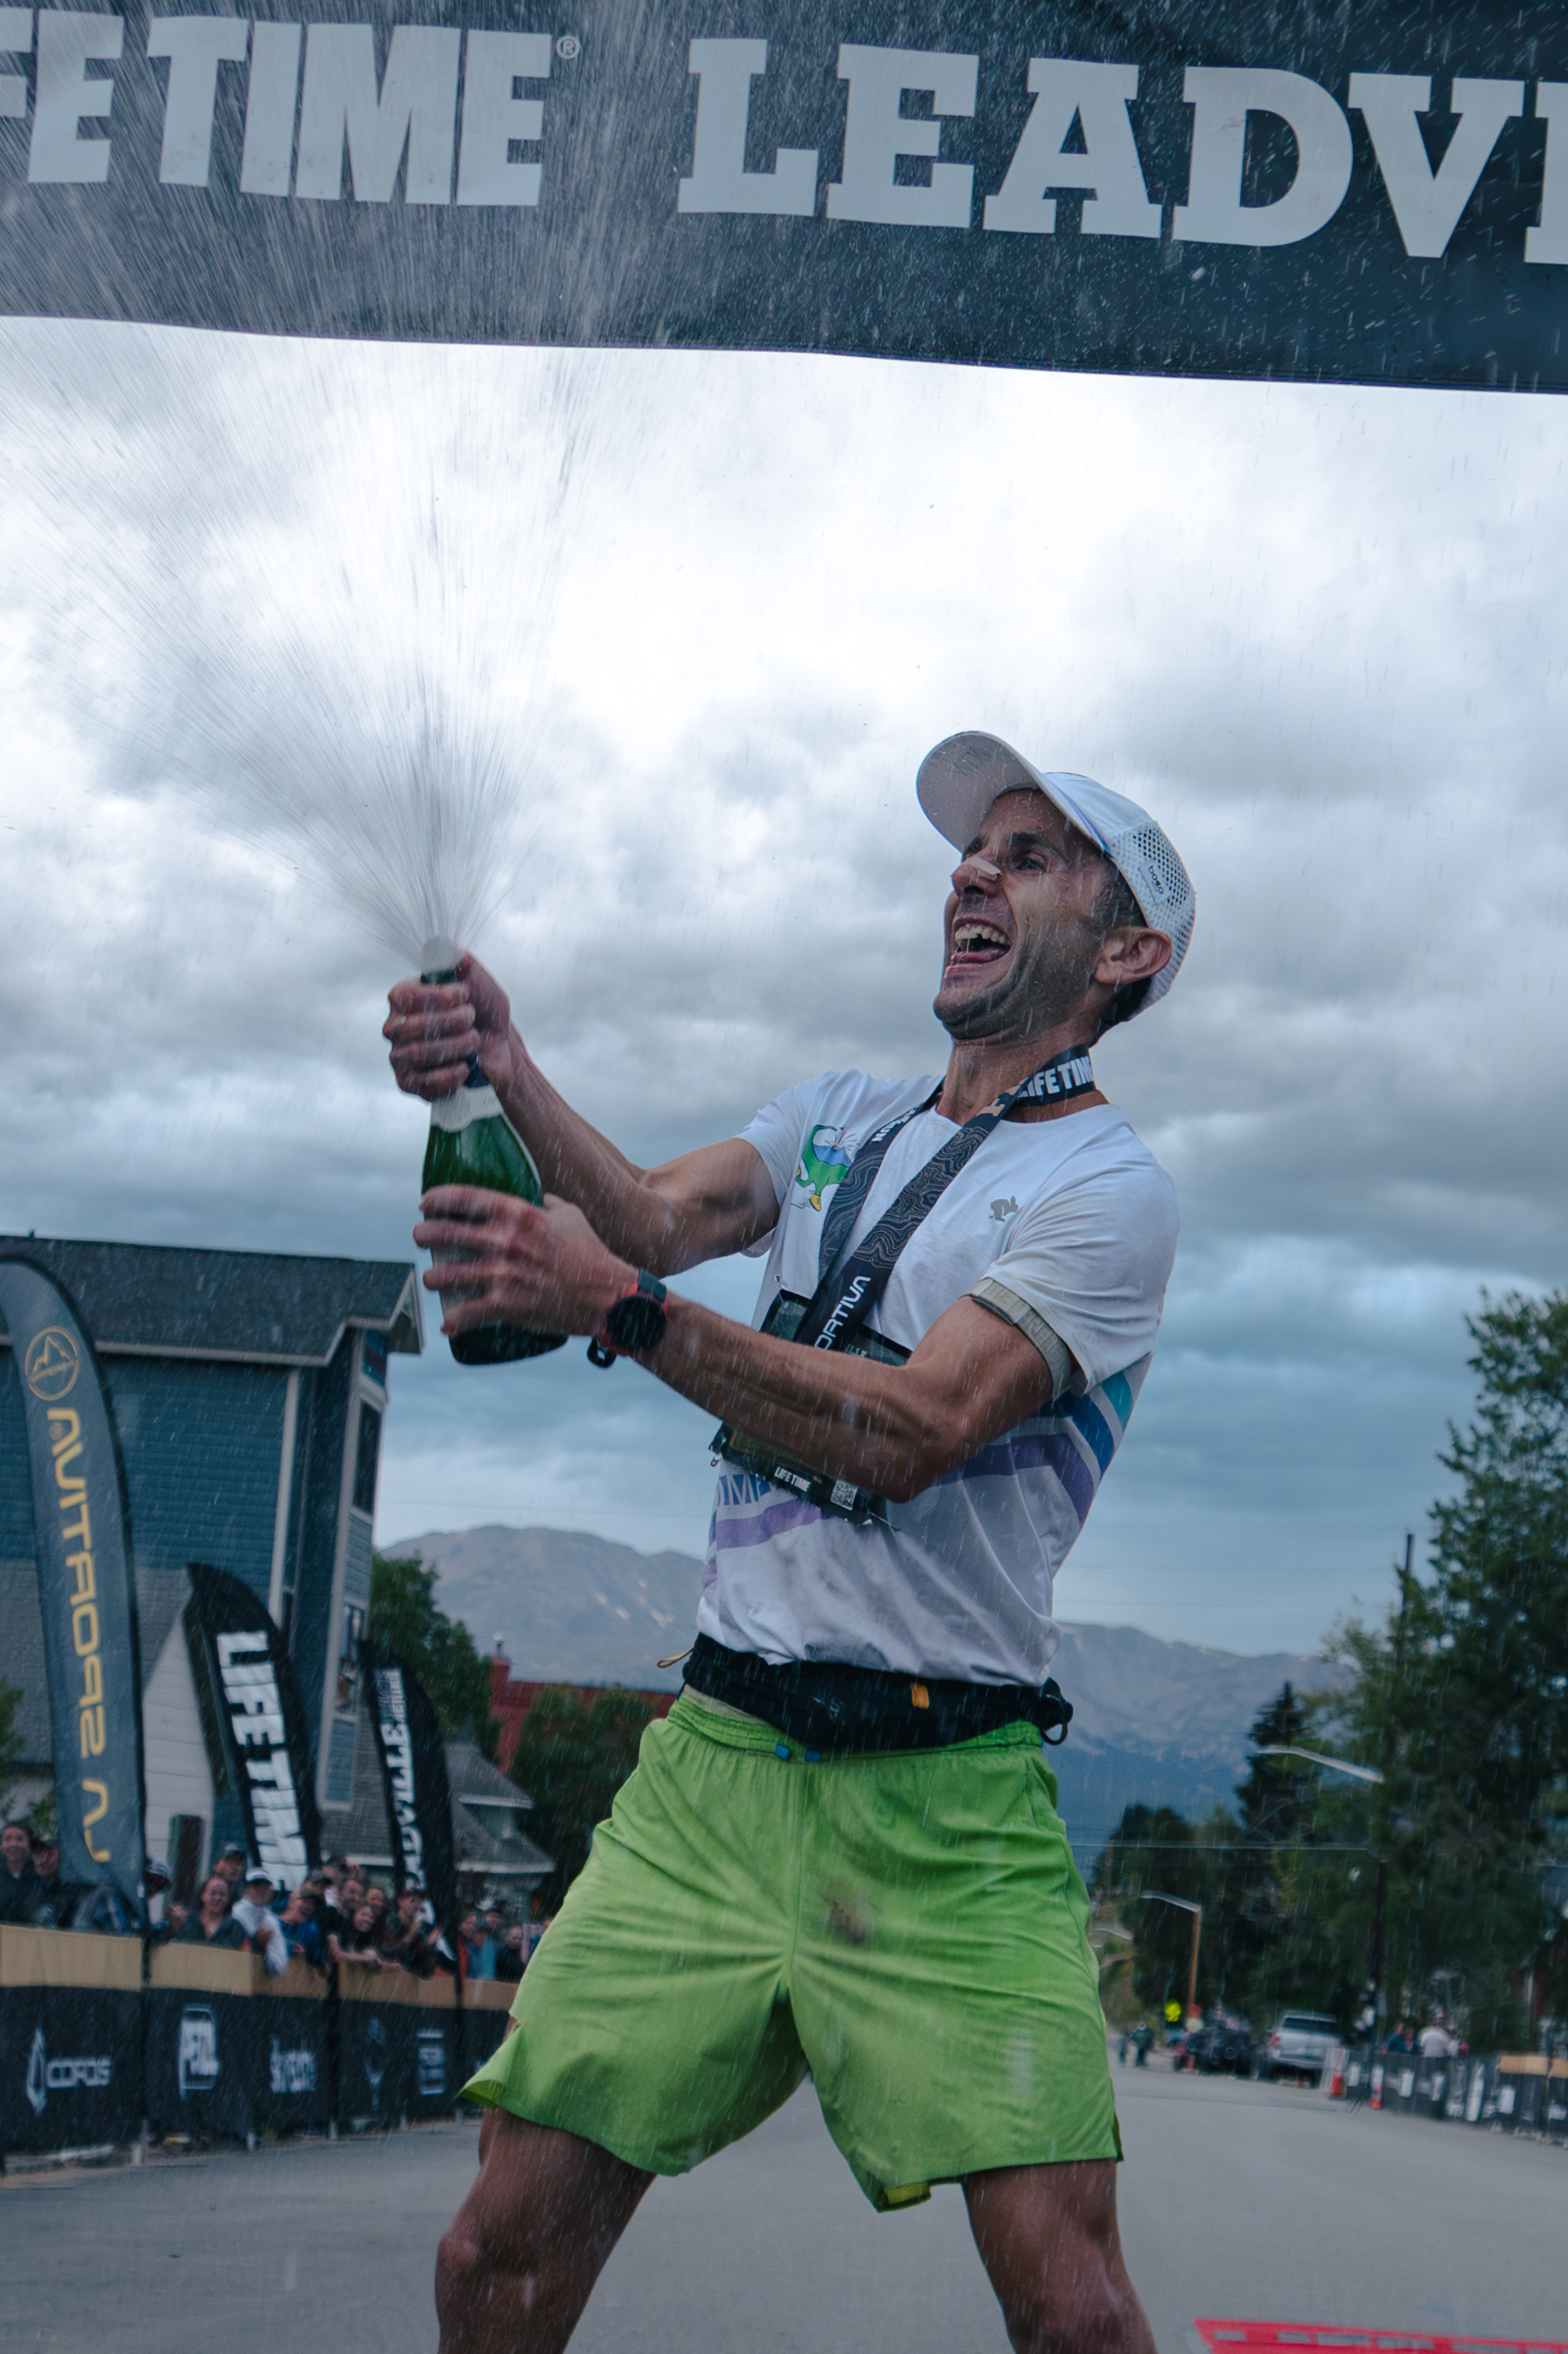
[[0, 1234, 422, 1365]]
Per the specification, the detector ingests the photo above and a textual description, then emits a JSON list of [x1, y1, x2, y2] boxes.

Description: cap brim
[[916, 732, 1106, 856]]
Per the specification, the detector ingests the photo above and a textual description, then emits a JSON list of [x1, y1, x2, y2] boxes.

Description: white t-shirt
[[693, 1068, 1179, 1687]]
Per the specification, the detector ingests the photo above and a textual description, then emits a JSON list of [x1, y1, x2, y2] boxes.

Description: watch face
[[607, 1291, 666, 1352]]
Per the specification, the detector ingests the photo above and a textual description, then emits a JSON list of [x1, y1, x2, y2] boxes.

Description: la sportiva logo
[[24, 1325, 80, 1401], [25, 2025, 113, 2115]]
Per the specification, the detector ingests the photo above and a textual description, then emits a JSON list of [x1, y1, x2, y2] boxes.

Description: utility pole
[[1369, 1533, 1414, 2022]]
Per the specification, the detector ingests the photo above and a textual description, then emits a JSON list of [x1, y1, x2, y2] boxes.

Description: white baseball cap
[[916, 731, 1195, 1013]]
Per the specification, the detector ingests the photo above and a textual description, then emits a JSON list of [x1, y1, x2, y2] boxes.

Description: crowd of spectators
[[3, 1819, 547, 1984]]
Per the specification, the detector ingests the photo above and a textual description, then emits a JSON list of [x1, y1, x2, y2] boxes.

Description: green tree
[[368, 1550, 498, 1762], [1330, 1292, 1568, 2046], [506, 1687, 654, 1908]]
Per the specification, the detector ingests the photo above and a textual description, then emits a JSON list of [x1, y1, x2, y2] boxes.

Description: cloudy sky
[[3, 320, 1564, 1659]]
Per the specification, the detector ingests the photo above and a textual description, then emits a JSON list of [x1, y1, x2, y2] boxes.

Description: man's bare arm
[[385, 956, 779, 1273], [412, 1187, 1055, 1503], [638, 1294, 1051, 1503]]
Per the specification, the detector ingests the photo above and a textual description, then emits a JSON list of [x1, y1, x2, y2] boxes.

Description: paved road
[[5, 2056, 1563, 2353]]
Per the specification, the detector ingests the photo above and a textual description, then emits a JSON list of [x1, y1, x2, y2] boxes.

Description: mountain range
[[388, 1522, 1343, 1849]]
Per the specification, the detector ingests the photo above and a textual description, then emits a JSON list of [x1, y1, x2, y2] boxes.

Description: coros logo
[[25, 2025, 112, 2115], [178, 2006, 220, 2097], [24, 1326, 80, 1401]]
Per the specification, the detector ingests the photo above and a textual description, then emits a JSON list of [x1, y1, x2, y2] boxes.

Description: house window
[[352, 1402, 381, 1515], [337, 1603, 366, 1712], [361, 1331, 388, 1387]]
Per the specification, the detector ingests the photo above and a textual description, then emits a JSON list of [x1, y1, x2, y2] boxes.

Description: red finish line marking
[[1194, 2323, 1568, 2354]]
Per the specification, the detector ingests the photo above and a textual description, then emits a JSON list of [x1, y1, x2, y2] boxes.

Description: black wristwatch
[[587, 1271, 668, 1366]]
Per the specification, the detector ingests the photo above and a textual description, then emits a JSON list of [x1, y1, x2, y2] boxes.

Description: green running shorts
[[463, 1691, 1120, 2211]]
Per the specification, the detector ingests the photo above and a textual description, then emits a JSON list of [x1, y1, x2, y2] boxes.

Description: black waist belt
[[682, 1632, 1072, 1756]]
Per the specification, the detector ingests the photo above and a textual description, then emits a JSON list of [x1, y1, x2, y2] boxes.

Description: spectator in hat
[[275, 1883, 327, 1969], [233, 1866, 289, 1975], [459, 1908, 496, 1980], [176, 1873, 249, 1948], [495, 1922, 528, 1983], [379, 1884, 436, 1976], [25, 1834, 80, 1929], [0, 1820, 38, 1924], [144, 1856, 185, 1945], [214, 1844, 247, 1899]]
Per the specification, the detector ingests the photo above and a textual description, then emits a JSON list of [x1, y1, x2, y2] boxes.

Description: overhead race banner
[[366, 1644, 456, 1934], [185, 1561, 321, 1889], [0, 1259, 144, 1908], [3, 3, 1568, 389]]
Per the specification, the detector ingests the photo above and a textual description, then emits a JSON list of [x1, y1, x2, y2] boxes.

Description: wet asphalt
[[3, 2047, 1563, 2354]]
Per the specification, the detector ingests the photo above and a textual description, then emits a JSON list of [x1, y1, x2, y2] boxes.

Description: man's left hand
[[415, 1187, 633, 1340]]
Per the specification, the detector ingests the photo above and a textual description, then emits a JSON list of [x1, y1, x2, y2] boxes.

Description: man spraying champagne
[[384, 733, 1193, 2354]]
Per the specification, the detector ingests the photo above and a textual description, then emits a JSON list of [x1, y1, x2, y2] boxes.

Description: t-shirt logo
[[796, 1124, 851, 1211], [990, 1196, 1019, 1224]]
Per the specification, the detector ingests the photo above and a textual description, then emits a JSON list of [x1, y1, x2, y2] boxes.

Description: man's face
[[461, 1911, 480, 1942], [933, 787, 1119, 1045], [34, 1842, 59, 1880], [2, 1826, 30, 1873]]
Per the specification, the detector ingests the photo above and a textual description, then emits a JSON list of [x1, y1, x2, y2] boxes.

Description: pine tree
[[1334, 1292, 1568, 2045]]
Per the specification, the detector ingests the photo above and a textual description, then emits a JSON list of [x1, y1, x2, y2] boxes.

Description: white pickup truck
[[1257, 2010, 1341, 2085]]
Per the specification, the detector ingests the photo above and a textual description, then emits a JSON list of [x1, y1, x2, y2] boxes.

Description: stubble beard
[[934, 919, 1103, 1044]]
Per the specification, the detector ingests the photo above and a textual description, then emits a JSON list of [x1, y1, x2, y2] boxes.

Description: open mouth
[[946, 919, 1013, 974]]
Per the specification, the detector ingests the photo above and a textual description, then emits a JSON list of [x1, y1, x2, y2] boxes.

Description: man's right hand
[[384, 954, 519, 1100]]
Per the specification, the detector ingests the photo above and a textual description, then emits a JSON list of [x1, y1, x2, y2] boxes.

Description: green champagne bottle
[[419, 943, 566, 1366]]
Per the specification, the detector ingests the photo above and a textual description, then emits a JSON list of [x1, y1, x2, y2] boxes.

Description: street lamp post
[[1253, 1741, 1387, 2024], [1136, 1891, 1202, 2016]]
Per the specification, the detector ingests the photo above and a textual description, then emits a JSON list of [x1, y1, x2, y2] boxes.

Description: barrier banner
[[3, 3, 1568, 392], [250, 1959, 332, 2135], [366, 1644, 456, 1934], [185, 1562, 320, 1889], [0, 1259, 143, 1910], [460, 1976, 514, 2083], [143, 1943, 259, 2139], [0, 1926, 142, 2156], [336, 1969, 416, 2123]]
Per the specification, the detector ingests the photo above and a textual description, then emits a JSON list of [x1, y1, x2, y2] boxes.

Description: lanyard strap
[[792, 1048, 1097, 1354]]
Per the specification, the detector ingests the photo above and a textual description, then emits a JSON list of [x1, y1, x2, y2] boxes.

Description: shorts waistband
[[669, 1688, 1042, 1759]]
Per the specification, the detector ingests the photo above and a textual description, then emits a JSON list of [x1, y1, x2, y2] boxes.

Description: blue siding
[[0, 1352, 284, 1596], [101, 1359, 286, 1600], [0, 1351, 33, 1556], [343, 1513, 373, 1610], [289, 1343, 354, 1771]]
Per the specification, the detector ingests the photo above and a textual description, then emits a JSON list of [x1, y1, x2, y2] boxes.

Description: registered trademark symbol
[[555, 33, 580, 59]]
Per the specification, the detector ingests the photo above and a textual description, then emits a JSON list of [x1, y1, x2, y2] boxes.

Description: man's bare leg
[[436, 2108, 654, 2354], [965, 2159, 1156, 2354]]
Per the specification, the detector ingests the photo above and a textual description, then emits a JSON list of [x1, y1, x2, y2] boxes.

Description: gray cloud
[[3, 325, 1564, 1657]]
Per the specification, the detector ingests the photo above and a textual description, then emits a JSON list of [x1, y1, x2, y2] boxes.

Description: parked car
[[1257, 2009, 1340, 2084], [1191, 2009, 1255, 2077]]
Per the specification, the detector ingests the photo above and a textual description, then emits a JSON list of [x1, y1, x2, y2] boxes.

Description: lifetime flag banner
[[0, 1258, 145, 1907], [3, 2, 1568, 389], [366, 1642, 457, 1934], [185, 1561, 321, 1889]]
